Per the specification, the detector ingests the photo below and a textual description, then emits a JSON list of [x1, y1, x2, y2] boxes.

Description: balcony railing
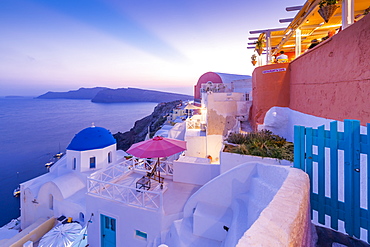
[[88, 177, 163, 210], [125, 157, 174, 176], [87, 157, 176, 210], [186, 118, 201, 129]]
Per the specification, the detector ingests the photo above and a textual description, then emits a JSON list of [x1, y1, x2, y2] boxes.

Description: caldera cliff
[[114, 100, 182, 151]]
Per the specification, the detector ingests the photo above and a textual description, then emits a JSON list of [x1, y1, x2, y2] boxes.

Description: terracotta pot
[[318, 4, 339, 23], [252, 60, 257, 66]]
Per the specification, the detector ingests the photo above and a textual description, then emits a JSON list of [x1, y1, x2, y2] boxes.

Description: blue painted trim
[[295, 119, 369, 240], [330, 121, 339, 230], [317, 125, 326, 225]]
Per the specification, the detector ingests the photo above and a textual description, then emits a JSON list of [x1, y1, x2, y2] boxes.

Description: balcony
[[87, 158, 175, 211]]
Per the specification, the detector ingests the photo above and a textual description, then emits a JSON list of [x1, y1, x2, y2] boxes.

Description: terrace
[[248, 0, 369, 65], [87, 157, 200, 214]]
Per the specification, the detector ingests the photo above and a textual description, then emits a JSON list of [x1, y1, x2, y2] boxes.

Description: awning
[[249, 0, 369, 59]]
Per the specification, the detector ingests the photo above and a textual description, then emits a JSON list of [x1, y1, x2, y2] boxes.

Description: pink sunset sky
[[0, 0, 304, 96]]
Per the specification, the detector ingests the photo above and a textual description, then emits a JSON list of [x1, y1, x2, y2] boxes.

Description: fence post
[[330, 121, 339, 230], [367, 123, 370, 242], [317, 125, 326, 225], [305, 127, 313, 220], [294, 125, 305, 170], [344, 120, 354, 236], [352, 120, 361, 239]]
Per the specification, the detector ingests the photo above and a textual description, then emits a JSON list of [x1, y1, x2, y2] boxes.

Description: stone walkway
[[316, 225, 370, 247]]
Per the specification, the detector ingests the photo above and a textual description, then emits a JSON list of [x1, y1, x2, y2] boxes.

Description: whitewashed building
[[20, 126, 120, 230]]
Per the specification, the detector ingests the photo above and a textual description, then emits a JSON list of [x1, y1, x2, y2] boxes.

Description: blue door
[[101, 214, 116, 247]]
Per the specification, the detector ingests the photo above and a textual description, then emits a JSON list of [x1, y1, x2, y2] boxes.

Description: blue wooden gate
[[101, 214, 116, 247], [294, 119, 370, 241]]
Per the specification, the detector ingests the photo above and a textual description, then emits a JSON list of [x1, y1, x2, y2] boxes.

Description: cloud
[[39, 0, 189, 63]]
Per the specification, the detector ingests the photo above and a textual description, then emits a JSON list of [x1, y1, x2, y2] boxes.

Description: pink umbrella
[[127, 136, 186, 187], [127, 136, 186, 158]]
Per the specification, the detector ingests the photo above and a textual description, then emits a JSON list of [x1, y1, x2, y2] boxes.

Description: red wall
[[194, 72, 223, 101], [251, 63, 290, 129], [251, 15, 370, 129], [289, 14, 370, 125]]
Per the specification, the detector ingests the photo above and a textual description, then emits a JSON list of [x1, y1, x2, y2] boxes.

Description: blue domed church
[[66, 126, 117, 172], [19, 126, 125, 230]]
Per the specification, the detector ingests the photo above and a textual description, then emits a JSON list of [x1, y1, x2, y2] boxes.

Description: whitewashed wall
[[173, 159, 219, 185], [206, 135, 223, 162], [184, 134, 206, 158], [66, 144, 116, 173], [86, 195, 163, 247], [167, 162, 313, 246], [236, 168, 314, 247], [220, 151, 292, 174]]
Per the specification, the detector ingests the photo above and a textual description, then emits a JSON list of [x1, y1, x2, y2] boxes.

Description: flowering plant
[[319, 0, 338, 8]]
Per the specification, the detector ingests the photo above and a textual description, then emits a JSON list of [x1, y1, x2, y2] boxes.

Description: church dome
[[67, 126, 116, 151]]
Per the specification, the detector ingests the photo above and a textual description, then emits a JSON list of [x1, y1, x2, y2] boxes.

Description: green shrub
[[226, 130, 294, 162]]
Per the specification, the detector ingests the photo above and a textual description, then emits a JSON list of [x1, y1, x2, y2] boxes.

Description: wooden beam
[[286, 6, 303, 11], [249, 27, 286, 34], [279, 18, 294, 23]]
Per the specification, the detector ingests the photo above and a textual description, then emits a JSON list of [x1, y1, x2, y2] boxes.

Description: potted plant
[[255, 39, 264, 56], [224, 130, 294, 162], [251, 54, 257, 66], [364, 6, 370, 15], [318, 0, 339, 23]]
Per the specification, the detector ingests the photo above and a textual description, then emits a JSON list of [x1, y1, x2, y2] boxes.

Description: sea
[[0, 97, 157, 226]]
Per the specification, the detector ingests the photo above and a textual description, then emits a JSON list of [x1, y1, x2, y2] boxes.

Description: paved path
[[316, 225, 370, 247]]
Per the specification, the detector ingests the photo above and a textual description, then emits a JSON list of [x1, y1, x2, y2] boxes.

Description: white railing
[[87, 156, 175, 210], [186, 119, 201, 129], [88, 178, 163, 210], [90, 162, 130, 182], [126, 157, 174, 176]]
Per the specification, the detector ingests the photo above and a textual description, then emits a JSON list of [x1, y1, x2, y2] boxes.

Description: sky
[[0, 0, 305, 96]]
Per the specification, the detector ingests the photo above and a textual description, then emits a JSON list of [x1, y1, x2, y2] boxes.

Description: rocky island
[[36, 87, 108, 99], [37, 87, 192, 103]]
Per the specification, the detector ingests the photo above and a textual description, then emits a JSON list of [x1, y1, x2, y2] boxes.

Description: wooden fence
[[294, 119, 369, 241]]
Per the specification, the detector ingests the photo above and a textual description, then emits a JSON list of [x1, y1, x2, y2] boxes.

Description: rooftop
[[67, 126, 116, 151], [87, 158, 200, 214]]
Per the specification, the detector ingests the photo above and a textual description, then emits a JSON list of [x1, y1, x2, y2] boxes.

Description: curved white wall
[[260, 106, 342, 142], [166, 162, 311, 246], [236, 168, 313, 246]]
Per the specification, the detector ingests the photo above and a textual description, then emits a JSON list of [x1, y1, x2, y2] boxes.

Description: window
[[73, 158, 77, 170], [245, 93, 250, 101], [49, 194, 53, 210], [135, 230, 147, 241], [90, 157, 96, 169], [108, 152, 112, 163], [110, 218, 115, 231]]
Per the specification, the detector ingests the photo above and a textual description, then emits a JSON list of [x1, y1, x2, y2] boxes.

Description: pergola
[[248, 0, 369, 64]]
